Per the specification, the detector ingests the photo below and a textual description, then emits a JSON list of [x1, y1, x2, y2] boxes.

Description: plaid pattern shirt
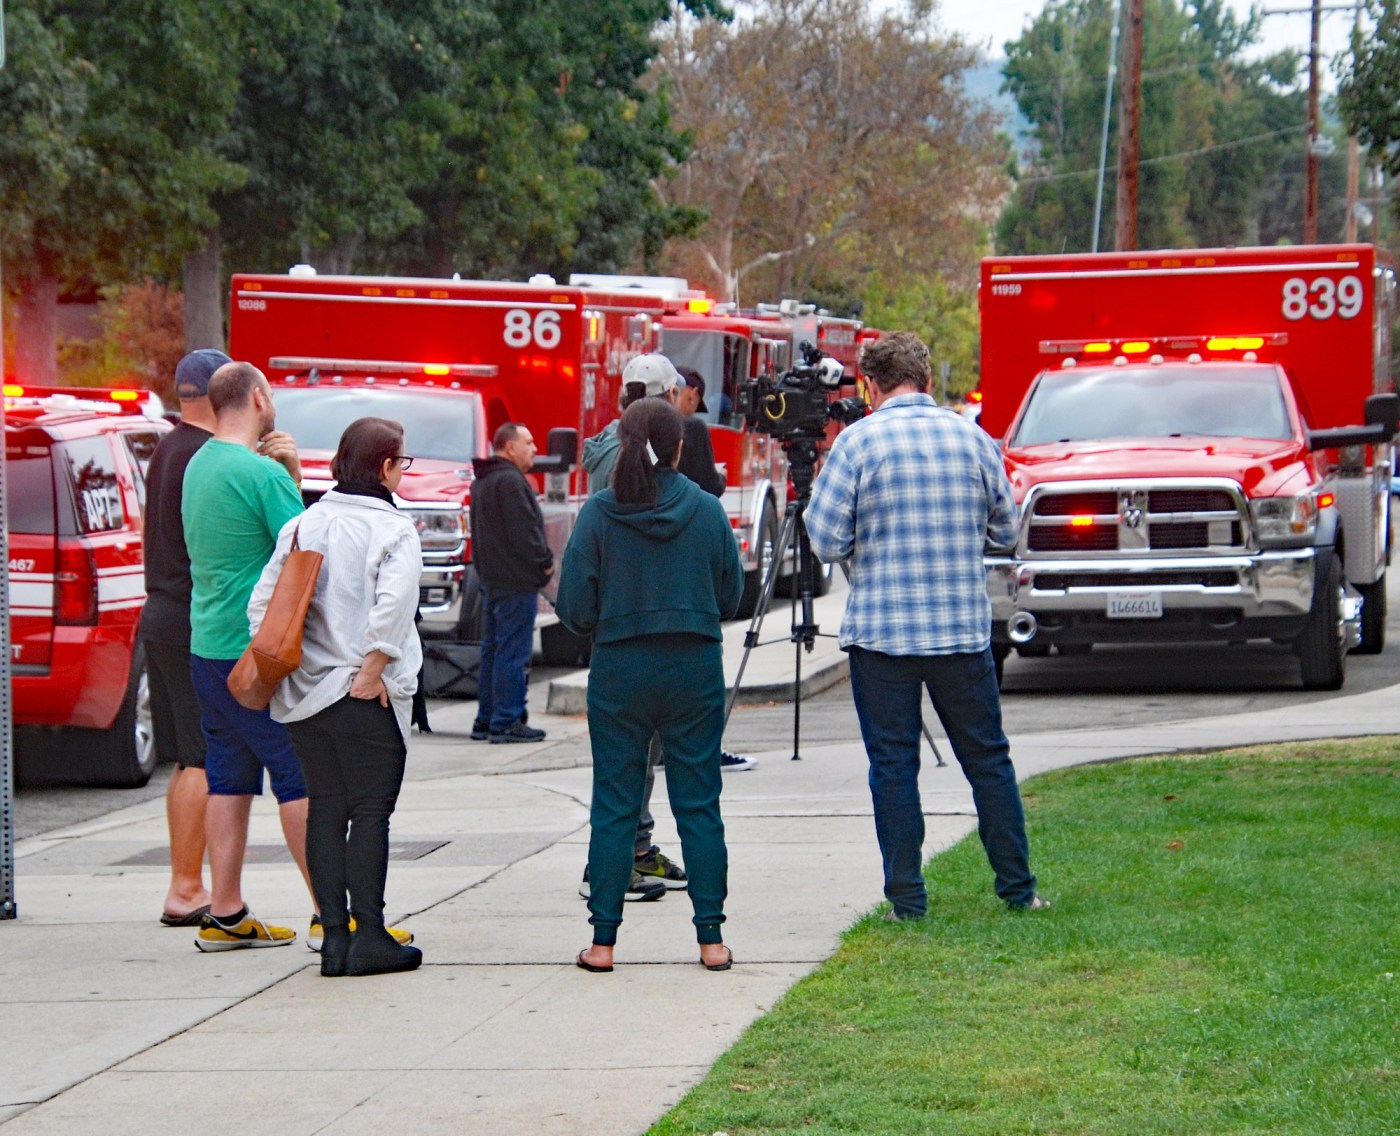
[[804, 393, 1017, 656]]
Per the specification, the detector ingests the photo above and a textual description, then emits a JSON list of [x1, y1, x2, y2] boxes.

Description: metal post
[[1092, 0, 1123, 253], [1304, 0, 1321, 243], [1, 181, 14, 922]]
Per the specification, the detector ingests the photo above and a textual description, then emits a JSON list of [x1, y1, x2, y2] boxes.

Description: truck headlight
[[407, 507, 467, 551], [1250, 493, 1320, 545]]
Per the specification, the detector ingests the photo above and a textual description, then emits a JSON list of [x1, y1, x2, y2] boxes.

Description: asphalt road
[[13, 568, 1400, 841]]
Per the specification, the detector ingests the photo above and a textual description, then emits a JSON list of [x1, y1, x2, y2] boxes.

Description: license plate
[[1107, 590, 1163, 619]]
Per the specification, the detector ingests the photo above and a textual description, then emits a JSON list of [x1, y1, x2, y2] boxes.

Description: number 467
[[1281, 275, 1363, 321]]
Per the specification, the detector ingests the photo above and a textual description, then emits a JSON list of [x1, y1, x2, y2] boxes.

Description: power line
[[1017, 123, 1309, 184]]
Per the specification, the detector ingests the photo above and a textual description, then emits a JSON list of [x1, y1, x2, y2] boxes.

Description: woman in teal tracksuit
[[556, 397, 744, 972]]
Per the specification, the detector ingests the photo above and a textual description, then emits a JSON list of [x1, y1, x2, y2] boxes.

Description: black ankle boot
[[320, 924, 351, 977], [346, 922, 422, 977]]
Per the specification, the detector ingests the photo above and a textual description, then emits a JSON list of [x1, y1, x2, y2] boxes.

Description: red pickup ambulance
[[5, 385, 170, 785], [979, 244, 1397, 690]]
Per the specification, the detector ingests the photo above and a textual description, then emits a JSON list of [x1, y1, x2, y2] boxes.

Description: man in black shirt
[[674, 368, 726, 498], [140, 349, 228, 926]]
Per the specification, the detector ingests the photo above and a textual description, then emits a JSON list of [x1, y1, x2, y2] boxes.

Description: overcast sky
[[936, 0, 1365, 68]]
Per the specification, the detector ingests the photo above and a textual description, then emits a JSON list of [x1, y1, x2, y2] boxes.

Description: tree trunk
[[15, 271, 60, 387], [183, 229, 225, 352]]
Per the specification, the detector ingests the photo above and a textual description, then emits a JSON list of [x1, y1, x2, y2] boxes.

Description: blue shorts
[[190, 655, 308, 803]]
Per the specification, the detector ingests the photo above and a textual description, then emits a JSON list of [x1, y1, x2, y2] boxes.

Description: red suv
[[5, 385, 170, 786]]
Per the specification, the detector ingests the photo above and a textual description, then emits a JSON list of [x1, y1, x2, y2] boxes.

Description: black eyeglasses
[[395, 455, 415, 471]]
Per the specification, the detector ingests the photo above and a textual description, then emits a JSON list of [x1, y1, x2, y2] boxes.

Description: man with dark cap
[[141, 349, 227, 926], [674, 367, 726, 497]]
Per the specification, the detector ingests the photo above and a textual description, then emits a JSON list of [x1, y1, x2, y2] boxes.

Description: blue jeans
[[847, 646, 1036, 914], [477, 588, 537, 732]]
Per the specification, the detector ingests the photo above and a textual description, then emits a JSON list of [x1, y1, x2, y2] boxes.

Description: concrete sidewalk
[[4, 585, 1399, 1132]]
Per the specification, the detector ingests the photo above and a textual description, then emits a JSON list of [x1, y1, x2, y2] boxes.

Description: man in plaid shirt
[[804, 331, 1046, 920]]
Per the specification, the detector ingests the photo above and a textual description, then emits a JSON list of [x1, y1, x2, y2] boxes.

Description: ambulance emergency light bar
[[268, 357, 500, 382], [2, 384, 156, 413], [1039, 333, 1289, 357]]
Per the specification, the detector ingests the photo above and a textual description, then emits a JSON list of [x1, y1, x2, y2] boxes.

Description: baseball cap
[[174, 349, 232, 400], [677, 369, 709, 414], [621, 353, 682, 398]]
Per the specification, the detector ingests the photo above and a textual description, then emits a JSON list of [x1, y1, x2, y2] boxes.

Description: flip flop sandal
[[702, 945, 733, 971], [160, 904, 212, 927], [576, 949, 613, 973]]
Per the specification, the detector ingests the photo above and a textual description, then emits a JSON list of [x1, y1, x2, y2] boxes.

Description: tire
[[454, 565, 484, 642], [735, 499, 779, 619], [540, 622, 591, 667], [1297, 553, 1346, 690], [1354, 576, 1387, 655], [76, 645, 158, 788]]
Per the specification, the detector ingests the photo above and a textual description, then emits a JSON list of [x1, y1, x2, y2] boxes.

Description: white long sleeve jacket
[[248, 490, 423, 740]]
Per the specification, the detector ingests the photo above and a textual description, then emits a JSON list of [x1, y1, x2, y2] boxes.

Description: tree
[[651, 0, 1007, 304], [0, 0, 243, 382], [997, 0, 1305, 254], [1337, 1, 1400, 219]]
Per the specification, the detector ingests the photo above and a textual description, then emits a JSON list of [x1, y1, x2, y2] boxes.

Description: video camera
[[735, 342, 868, 440]]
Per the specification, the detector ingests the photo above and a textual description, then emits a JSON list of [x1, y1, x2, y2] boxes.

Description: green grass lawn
[[651, 740, 1400, 1135]]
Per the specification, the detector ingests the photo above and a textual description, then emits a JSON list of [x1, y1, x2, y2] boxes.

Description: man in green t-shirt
[[183, 362, 311, 951]]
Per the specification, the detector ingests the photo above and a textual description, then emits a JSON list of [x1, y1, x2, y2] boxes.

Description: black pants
[[286, 696, 407, 929]]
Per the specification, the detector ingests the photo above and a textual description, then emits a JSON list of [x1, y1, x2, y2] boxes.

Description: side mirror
[[531, 427, 579, 474], [1365, 393, 1400, 441]]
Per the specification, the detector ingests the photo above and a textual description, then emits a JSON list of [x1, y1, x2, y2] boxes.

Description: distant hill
[[964, 58, 1033, 156]]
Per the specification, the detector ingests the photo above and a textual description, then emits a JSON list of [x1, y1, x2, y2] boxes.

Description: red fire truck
[[979, 243, 1397, 689], [5, 385, 170, 785], [228, 268, 670, 664]]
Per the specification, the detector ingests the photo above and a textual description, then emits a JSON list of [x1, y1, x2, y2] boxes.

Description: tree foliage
[[997, 0, 1307, 253], [1337, 0, 1400, 218], [651, 0, 1007, 304]]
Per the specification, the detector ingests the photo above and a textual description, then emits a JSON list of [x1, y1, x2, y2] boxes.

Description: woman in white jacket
[[249, 417, 423, 977]]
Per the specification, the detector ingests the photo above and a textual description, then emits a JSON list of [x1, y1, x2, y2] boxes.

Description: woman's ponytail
[[613, 398, 684, 505]]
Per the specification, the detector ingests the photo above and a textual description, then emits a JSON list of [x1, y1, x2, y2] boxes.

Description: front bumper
[[985, 548, 1345, 645]]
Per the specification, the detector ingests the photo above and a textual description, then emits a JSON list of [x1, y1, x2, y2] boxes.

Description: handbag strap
[[291, 519, 304, 552]]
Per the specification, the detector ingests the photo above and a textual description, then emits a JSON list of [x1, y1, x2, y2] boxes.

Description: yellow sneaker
[[195, 911, 296, 952], [306, 914, 413, 952]]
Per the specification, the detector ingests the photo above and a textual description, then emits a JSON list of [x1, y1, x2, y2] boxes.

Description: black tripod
[[723, 437, 945, 765]]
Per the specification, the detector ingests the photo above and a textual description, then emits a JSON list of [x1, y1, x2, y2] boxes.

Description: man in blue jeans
[[804, 332, 1047, 920], [470, 423, 555, 743]]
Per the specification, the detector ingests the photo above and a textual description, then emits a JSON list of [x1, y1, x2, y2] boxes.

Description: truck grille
[[1026, 484, 1246, 555]]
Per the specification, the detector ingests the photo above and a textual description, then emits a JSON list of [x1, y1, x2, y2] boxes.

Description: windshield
[[661, 330, 748, 426], [271, 388, 476, 463], [1011, 365, 1292, 446]]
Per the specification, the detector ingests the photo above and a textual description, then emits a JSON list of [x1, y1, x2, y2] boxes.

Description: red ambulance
[[5, 385, 170, 785], [979, 244, 1397, 689]]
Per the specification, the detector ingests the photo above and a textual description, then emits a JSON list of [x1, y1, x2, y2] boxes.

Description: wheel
[[540, 622, 591, 667], [992, 643, 1010, 687], [455, 565, 484, 642], [735, 499, 779, 619], [1297, 553, 1346, 690], [1354, 576, 1386, 654], [75, 645, 158, 787]]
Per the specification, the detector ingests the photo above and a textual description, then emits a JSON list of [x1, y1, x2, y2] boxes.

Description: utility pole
[[1114, 0, 1144, 251], [1344, 0, 1362, 242], [1, 0, 16, 923], [1304, 0, 1322, 243]]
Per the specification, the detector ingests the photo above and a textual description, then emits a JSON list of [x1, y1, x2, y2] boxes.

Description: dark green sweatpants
[[586, 633, 727, 946]]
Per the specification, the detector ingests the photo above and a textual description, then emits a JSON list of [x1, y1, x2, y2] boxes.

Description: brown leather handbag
[[226, 523, 324, 711]]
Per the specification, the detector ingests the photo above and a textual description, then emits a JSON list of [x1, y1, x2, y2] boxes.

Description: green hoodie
[[556, 468, 744, 645]]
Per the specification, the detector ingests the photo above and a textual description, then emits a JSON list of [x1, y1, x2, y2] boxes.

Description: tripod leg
[[723, 503, 802, 731]]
